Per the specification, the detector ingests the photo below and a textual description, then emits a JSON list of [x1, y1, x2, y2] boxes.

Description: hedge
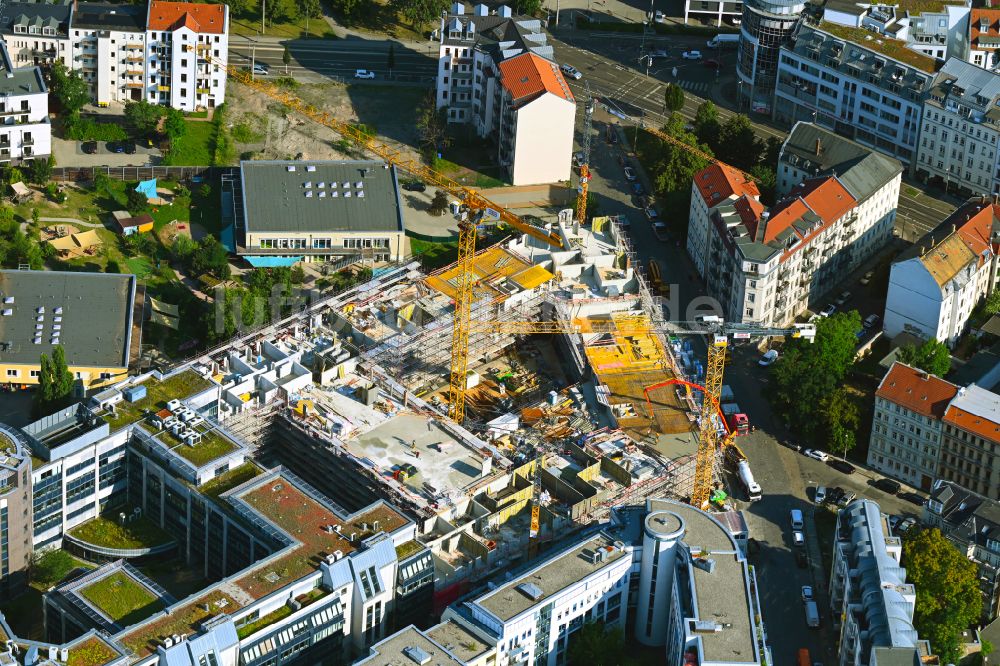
[[64, 117, 128, 142]]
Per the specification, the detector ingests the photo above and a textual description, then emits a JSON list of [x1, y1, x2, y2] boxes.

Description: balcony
[[157, 85, 170, 92], [196, 87, 210, 94], [22, 136, 34, 146], [197, 43, 211, 52], [124, 55, 144, 63], [125, 43, 142, 50], [125, 82, 144, 89], [124, 68, 143, 76]]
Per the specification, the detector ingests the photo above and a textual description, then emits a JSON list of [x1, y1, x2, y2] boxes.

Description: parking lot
[[51, 136, 160, 168]]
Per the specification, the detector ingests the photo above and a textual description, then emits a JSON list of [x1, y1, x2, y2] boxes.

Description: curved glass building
[[737, 0, 806, 113]]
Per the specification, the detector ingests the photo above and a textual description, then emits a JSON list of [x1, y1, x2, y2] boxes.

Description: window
[[5, 369, 17, 378]]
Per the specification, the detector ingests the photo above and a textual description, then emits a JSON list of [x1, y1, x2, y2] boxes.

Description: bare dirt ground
[[226, 81, 429, 164]]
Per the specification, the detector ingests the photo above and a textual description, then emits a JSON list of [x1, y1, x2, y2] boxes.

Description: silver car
[[560, 64, 582, 80]]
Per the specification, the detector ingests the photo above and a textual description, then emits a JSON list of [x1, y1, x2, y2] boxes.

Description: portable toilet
[[123, 385, 147, 403]]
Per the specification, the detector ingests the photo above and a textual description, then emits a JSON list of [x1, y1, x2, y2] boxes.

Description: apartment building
[[937, 384, 1000, 497], [829, 499, 933, 666], [69, 3, 148, 106], [144, 0, 228, 111], [925, 479, 1000, 622], [867, 361, 960, 490], [774, 22, 934, 168], [0, 41, 50, 163], [884, 198, 999, 345], [970, 8, 1000, 71], [443, 498, 770, 666], [435, 3, 573, 185], [0, 270, 140, 389], [0, 0, 72, 68], [227, 160, 407, 266], [687, 143, 899, 326]]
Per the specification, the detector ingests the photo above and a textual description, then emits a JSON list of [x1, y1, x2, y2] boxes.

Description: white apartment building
[[0, 42, 50, 163], [435, 3, 573, 185], [867, 362, 959, 490], [443, 499, 770, 666], [884, 198, 999, 345], [0, 0, 72, 69], [775, 22, 934, 168], [917, 58, 1000, 197], [688, 132, 900, 326], [69, 3, 148, 106], [830, 499, 933, 666]]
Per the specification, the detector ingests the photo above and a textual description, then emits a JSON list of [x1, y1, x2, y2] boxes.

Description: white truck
[[804, 600, 820, 628], [737, 459, 762, 501], [707, 33, 740, 49]]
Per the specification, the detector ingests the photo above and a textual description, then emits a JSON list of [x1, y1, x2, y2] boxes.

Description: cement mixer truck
[[737, 459, 762, 501]]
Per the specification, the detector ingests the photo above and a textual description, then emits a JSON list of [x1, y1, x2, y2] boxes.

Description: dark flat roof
[[239, 160, 405, 235], [72, 3, 145, 31], [0, 270, 136, 368], [0, 0, 71, 37]]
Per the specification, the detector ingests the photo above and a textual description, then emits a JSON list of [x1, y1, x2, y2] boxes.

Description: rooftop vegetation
[[67, 637, 119, 666], [236, 587, 329, 639], [395, 540, 424, 560], [199, 462, 263, 498], [818, 22, 938, 73], [79, 571, 164, 625], [122, 590, 234, 657], [68, 513, 173, 551], [161, 426, 237, 467], [102, 370, 214, 431]]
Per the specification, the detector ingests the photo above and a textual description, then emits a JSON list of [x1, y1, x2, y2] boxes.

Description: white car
[[252, 63, 269, 75], [820, 304, 837, 317], [801, 585, 814, 601], [804, 449, 830, 462], [354, 69, 376, 79], [623, 166, 637, 181], [793, 530, 805, 547], [560, 64, 582, 80], [682, 50, 702, 60], [815, 486, 827, 504], [758, 349, 779, 366], [835, 290, 852, 306]]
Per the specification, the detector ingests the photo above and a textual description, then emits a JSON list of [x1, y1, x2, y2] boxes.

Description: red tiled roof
[[876, 362, 960, 419], [147, 0, 226, 34], [955, 203, 998, 259], [734, 195, 765, 238], [497, 53, 574, 105], [769, 176, 855, 249], [693, 163, 760, 208], [971, 8, 1000, 51], [945, 404, 1000, 443]]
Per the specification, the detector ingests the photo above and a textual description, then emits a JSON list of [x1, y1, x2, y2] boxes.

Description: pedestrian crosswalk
[[676, 79, 710, 95]]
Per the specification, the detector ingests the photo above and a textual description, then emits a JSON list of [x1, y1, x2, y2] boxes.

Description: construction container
[[123, 385, 146, 403]]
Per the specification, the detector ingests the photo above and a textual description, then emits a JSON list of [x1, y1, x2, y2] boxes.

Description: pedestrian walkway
[[676, 79, 710, 95]]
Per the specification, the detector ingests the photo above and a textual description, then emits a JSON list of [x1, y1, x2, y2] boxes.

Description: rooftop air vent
[[305, 181, 312, 188], [306, 165, 316, 172], [2, 297, 12, 304], [1, 310, 11, 316], [357, 191, 365, 198], [287, 165, 296, 172], [305, 191, 313, 198], [402, 646, 431, 665], [692, 620, 722, 633], [517, 582, 543, 600]]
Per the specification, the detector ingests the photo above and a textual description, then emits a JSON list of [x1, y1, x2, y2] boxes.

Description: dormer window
[[13, 25, 24, 33], [28, 26, 37, 35], [982, 19, 990, 32]]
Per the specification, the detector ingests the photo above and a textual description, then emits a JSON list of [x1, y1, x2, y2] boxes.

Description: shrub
[[231, 122, 263, 143], [64, 115, 128, 142]]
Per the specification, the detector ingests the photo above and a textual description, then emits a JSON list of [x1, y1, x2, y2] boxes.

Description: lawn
[[229, 14, 337, 39], [236, 587, 329, 639], [122, 590, 235, 657], [162, 121, 215, 166], [395, 539, 424, 559], [68, 514, 173, 551], [125, 256, 154, 278], [165, 429, 237, 467], [79, 571, 164, 625], [199, 462, 263, 498], [102, 370, 215, 431], [67, 636, 120, 666]]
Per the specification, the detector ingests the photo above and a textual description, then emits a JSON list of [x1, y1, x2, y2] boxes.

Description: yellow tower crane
[[575, 87, 594, 226]]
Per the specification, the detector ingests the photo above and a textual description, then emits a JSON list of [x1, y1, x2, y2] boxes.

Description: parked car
[[860, 270, 874, 285], [108, 141, 125, 153], [889, 514, 903, 531], [81, 141, 98, 154], [873, 477, 902, 495], [682, 50, 702, 60], [827, 486, 846, 505], [815, 486, 827, 504], [795, 550, 808, 568], [402, 181, 426, 192], [631, 182, 645, 196], [804, 449, 830, 462], [623, 166, 637, 181], [864, 314, 881, 329], [252, 63, 269, 75], [758, 349, 779, 366], [653, 10, 665, 22], [820, 303, 837, 317], [792, 530, 805, 547], [835, 291, 852, 306], [801, 585, 814, 601], [121, 141, 136, 155], [898, 517, 916, 533], [790, 509, 804, 529], [354, 69, 376, 79], [837, 491, 857, 507], [652, 222, 669, 241], [649, 48, 669, 58], [828, 459, 856, 474], [644, 206, 658, 221], [573, 151, 586, 167], [560, 63, 582, 80], [783, 439, 802, 452], [900, 491, 926, 507]]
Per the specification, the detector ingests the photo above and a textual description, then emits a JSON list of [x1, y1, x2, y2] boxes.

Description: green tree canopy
[[393, 0, 450, 26], [693, 100, 720, 147], [567, 623, 637, 666], [28, 156, 53, 185], [663, 83, 685, 113], [648, 113, 712, 198], [416, 92, 449, 156], [903, 527, 981, 664], [768, 310, 862, 443], [716, 114, 764, 172], [35, 345, 75, 415], [190, 236, 231, 280], [49, 62, 90, 115], [897, 338, 952, 377], [126, 186, 149, 215], [822, 388, 860, 455], [124, 100, 164, 136], [164, 108, 187, 141], [429, 190, 449, 216]]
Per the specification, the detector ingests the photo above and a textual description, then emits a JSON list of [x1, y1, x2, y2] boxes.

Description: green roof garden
[[68, 513, 173, 551], [102, 370, 215, 432], [894, 0, 965, 14], [79, 571, 165, 625], [199, 462, 263, 498], [236, 587, 329, 640], [67, 636, 120, 666], [818, 22, 939, 73], [395, 540, 424, 560], [161, 424, 238, 467], [122, 590, 235, 658]]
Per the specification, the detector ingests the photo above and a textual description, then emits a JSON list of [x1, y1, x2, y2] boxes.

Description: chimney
[[815, 137, 822, 155]]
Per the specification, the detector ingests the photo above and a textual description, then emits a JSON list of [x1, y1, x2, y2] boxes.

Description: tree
[[567, 623, 636, 666], [822, 388, 860, 455], [513, 0, 542, 15], [164, 108, 187, 141], [334, 0, 362, 19], [126, 186, 149, 215], [903, 527, 981, 665], [749, 164, 777, 206], [648, 113, 711, 198], [31, 208, 39, 228], [35, 345, 74, 415], [897, 338, 952, 377], [28, 156, 53, 185], [415, 92, 449, 156], [191, 236, 231, 280], [693, 100, 720, 147], [768, 310, 862, 443], [300, 0, 321, 32], [663, 83, 685, 113], [49, 62, 90, 115], [30, 549, 77, 587], [387, 42, 396, 77], [283, 47, 291, 74], [429, 190, 449, 216], [393, 0, 450, 27], [716, 114, 764, 172], [51, 346, 74, 400], [124, 100, 164, 136]]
